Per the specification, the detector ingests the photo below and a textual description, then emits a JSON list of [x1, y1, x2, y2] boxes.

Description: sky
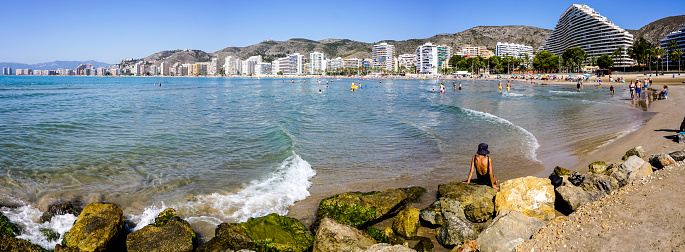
[[0, 0, 682, 64]]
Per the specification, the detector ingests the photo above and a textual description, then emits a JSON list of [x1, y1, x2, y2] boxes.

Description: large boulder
[[669, 150, 685, 161], [649, 154, 676, 169], [437, 182, 497, 223], [555, 184, 594, 214], [313, 217, 376, 252], [126, 208, 196, 252], [494, 177, 555, 221], [419, 198, 465, 227], [578, 173, 620, 195], [475, 210, 545, 252], [622, 146, 646, 160], [62, 202, 126, 252], [0, 212, 20, 237], [588, 161, 608, 174], [404, 237, 433, 252], [197, 223, 254, 252], [436, 215, 474, 248], [392, 207, 420, 238], [316, 187, 425, 229], [611, 156, 654, 187], [0, 234, 48, 252]]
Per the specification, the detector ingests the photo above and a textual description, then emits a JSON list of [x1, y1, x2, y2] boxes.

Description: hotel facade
[[372, 42, 395, 71], [539, 4, 633, 66]]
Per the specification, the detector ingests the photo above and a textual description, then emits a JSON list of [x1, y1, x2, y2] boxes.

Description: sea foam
[[461, 108, 541, 162], [1, 205, 77, 250]]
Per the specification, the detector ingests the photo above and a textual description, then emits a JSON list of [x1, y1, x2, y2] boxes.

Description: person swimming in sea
[[498, 81, 502, 92], [464, 143, 499, 189]]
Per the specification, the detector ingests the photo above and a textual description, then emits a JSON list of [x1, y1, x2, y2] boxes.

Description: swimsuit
[[473, 155, 493, 186]]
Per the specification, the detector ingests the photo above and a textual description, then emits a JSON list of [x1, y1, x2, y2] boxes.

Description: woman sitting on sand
[[464, 143, 499, 189]]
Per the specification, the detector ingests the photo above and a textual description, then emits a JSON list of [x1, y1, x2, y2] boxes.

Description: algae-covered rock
[[494, 177, 555, 221], [62, 202, 126, 252], [313, 217, 376, 252], [0, 212, 20, 237], [359, 243, 417, 251], [197, 223, 254, 252], [391, 207, 420, 238], [622, 146, 646, 160], [40, 202, 82, 223], [437, 182, 497, 223], [316, 187, 425, 229], [126, 208, 196, 252], [242, 213, 314, 252], [406, 236, 433, 252], [0, 234, 49, 252], [551, 166, 573, 176], [419, 198, 465, 227], [588, 161, 608, 174], [40, 228, 60, 242], [54, 244, 80, 252]]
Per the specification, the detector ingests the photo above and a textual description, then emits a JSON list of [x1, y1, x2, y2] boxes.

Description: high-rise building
[[223, 56, 241, 75], [75, 64, 87, 75], [208, 58, 218, 76], [416, 43, 453, 75], [2, 67, 7, 75], [540, 4, 633, 66], [372, 42, 395, 71], [343, 58, 361, 69], [661, 26, 685, 61], [309, 52, 325, 74], [272, 53, 304, 75], [496, 42, 534, 59], [160, 62, 170, 76], [254, 62, 272, 76], [397, 54, 417, 71], [456, 45, 491, 58], [328, 57, 344, 71]]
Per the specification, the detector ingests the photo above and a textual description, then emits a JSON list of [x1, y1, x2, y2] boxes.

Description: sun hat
[[477, 143, 490, 155]]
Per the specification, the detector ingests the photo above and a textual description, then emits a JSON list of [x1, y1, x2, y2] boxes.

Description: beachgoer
[[636, 84, 641, 99], [659, 85, 668, 99], [459, 83, 462, 90], [680, 116, 685, 133], [506, 81, 511, 93], [629, 81, 635, 99], [577, 81, 581, 91], [610, 85, 615, 95], [464, 143, 498, 189], [498, 81, 502, 92]]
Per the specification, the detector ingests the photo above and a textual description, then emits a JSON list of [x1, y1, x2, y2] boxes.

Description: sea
[[0, 75, 652, 248]]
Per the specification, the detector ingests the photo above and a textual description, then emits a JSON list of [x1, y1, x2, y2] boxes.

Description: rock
[[354, 243, 417, 252], [242, 213, 314, 252], [392, 207, 420, 238], [62, 202, 126, 252], [494, 177, 555, 221], [0, 212, 20, 237], [475, 210, 545, 252], [312, 217, 376, 252], [316, 187, 425, 229], [436, 215, 474, 248], [588, 161, 608, 174], [568, 173, 585, 186], [649, 154, 676, 169], [54, 244, 80, 252], [437, 182, 497, 223], [419, 198, 465, 227], [554, 184, 595, 214], [605, 163, 621, 176], [40, 202, 82, 223], [40, 228, 60, 242], [405, 236, 433, 252], [551, 166, 573, 176], [669, 150, 685, 161], [197, 223, 254, 252], [622, 146, 646, 160], [578, 173, 620, 195], [452, 240, 477, 252], [679, 133, 685, 144], [611, 156, 653, 187], [0, 234, 48, 252], [126, 208, 196, 252]]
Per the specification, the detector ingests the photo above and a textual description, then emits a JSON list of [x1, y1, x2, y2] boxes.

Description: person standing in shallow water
[[464, 143, 499, 189]]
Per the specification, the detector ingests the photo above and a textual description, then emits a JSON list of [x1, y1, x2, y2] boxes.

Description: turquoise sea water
[[0, 75, 651, 248]]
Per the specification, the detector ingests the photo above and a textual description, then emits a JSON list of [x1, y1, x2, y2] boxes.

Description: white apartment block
[[372, 42, 395, 71], [309, 52, 325, 74], [416, 43, 452, 75], [496, 42, 533, 59], [661, 26, 685, 60], [223, 56, 241, 75], [397, 54, 417, 71], [160, 62, 170, 76], [328, 57, 343, 71], [343, 58, 361, 69], [540, 4, 634, 66], [272, 53, 304, 75], [456, 45, 492, 58], [208, 58, 218, 76], [254, 62, 272, 76]]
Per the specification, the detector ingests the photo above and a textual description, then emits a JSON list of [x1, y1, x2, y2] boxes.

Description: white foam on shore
[[461, 108, 541, 162], [502, 92, 524, 97], [132, 152, 315, 228], [549, 90, 581, 95], [1, 205, 77, 250]]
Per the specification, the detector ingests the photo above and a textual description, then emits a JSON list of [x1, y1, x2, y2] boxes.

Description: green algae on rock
[[62, 202, 126, 252], [391, 207, 421, 238], [437, 182, 497, 223], [126, 208, 196, 252], [242, 213, 314, 252], [0, 234, 48, 252], [0, 212, 20, 237]]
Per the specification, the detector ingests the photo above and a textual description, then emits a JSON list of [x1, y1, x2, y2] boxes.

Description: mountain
[[627, 15, 685, 46], [0, 60, 112, 71]]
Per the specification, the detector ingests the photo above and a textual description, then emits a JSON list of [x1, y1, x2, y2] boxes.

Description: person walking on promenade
[[464, 143, 499, 189]]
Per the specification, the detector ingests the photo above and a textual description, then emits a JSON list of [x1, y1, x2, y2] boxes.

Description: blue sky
[[0, 0, 682, 64]]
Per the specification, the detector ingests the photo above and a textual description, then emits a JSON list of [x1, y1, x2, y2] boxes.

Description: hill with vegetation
[[627, 15, 685, 46]]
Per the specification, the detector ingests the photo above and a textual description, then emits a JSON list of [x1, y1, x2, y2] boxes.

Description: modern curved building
[[540, 4, 634, 67]]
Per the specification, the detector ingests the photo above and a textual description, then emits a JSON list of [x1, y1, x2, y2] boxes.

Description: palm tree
[[674, 49, 684, 73], [655, 47, 666, 73]]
